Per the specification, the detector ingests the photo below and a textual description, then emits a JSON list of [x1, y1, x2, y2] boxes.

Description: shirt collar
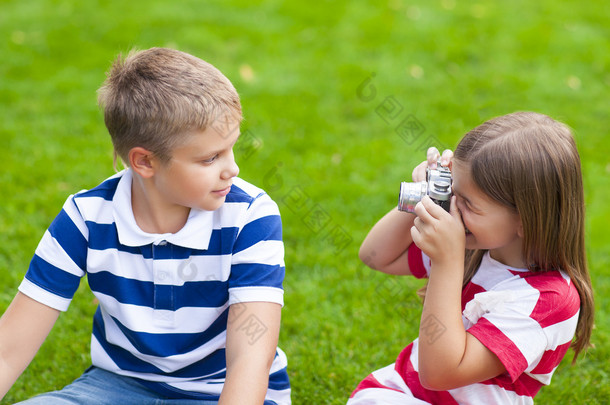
[[112, 169, 214, 250]]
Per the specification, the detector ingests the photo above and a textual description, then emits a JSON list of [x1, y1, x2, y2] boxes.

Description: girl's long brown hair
[[452, 112, 594, 361]]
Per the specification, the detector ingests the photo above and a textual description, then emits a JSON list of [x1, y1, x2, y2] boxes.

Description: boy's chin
[[199, 198, 227, 212]]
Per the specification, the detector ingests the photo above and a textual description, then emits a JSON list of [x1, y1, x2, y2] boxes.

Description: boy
[[0, 47, 291, 404]]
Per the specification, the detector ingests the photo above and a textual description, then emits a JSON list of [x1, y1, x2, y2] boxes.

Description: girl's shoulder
[[466, 266, 580, 327], [472, 252, 574, 296], [508, 269, 581, 324]]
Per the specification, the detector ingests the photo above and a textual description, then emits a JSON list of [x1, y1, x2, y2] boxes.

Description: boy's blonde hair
[[454, 111, 594, 361], [97, 47, 242, 166]]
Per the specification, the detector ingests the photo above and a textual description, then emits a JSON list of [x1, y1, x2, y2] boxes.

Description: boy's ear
[[129, 147, 156, 178]]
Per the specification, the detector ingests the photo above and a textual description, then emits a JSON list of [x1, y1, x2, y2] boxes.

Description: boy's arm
[[0, 292, 60, 399], [219, 301, 281, 405]]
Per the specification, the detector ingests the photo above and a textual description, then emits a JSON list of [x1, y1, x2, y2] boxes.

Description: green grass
[[1, 0, 609, 403]]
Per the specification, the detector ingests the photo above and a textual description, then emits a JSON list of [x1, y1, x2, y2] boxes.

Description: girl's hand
[[411, 147, 454, 182], [411, 195, 465, 268]]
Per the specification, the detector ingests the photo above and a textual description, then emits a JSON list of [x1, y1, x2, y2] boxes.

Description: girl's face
[[451, 161, 525, 268]]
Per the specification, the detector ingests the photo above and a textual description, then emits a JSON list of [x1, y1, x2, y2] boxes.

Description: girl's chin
[[464, 233, 477, 248]]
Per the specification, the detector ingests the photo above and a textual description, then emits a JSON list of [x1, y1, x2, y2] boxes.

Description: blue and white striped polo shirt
[[19, 169, 291, 403]]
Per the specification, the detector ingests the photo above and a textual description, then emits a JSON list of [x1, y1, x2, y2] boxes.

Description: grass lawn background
[[1, 0, 608, 403]]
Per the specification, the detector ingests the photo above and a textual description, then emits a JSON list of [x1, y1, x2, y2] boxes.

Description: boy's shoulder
[[226, 177, 270, 207], [73, 171, 125, 202], [66, 172, 126, 223]]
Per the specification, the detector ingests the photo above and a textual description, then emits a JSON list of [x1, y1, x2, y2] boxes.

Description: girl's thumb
[[449, 195, 460, 218]]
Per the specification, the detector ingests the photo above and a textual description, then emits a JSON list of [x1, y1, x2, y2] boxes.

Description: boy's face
[[151, 118, 240, 212]]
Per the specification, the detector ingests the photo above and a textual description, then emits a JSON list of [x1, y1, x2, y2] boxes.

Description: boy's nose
[[222, 156, 239, 179]]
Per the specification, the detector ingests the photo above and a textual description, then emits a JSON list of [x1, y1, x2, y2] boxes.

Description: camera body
[[398, 160, 452, 213]]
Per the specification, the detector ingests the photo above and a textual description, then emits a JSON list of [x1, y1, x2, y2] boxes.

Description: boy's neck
[[130, 174, 190, 235]]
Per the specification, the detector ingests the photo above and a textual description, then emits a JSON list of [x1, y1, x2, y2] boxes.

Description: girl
[[348, 112, 594, 404]]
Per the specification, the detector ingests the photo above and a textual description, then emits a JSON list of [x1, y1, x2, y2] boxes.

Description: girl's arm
[[359, 148, 453, 276], [219, 302, 281, 405], [0, 292, 60, 399], [412, 197, 505, 390], [359, 208, 416, 275]]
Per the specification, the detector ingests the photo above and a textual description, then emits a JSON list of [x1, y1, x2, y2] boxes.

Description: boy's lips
[[213, 185, 232, 196]]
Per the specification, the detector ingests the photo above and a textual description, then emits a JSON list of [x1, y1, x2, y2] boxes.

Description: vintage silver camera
[[398, 160, 452, 213]]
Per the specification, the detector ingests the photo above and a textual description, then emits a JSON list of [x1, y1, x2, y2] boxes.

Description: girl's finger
[[426, 147, 440, 168], [414, 198, 436, 222], [449, 195, 461, 218], [410, 225, 420, 246], [440, 149, 454, 167], [420, 195, 447, 219], [411, 160, 428, 182]]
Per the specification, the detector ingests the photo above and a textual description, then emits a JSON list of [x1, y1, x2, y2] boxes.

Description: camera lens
[[398, 182, 427, 213]]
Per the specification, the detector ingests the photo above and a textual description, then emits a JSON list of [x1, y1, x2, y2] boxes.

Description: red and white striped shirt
[[349, 244, 580, 404]]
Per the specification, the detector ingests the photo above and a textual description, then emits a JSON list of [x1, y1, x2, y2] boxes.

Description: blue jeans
[[14, 367, 218, 405]]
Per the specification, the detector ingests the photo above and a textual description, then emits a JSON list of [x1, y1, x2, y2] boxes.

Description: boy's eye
[[202, 155, 219, 164]]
